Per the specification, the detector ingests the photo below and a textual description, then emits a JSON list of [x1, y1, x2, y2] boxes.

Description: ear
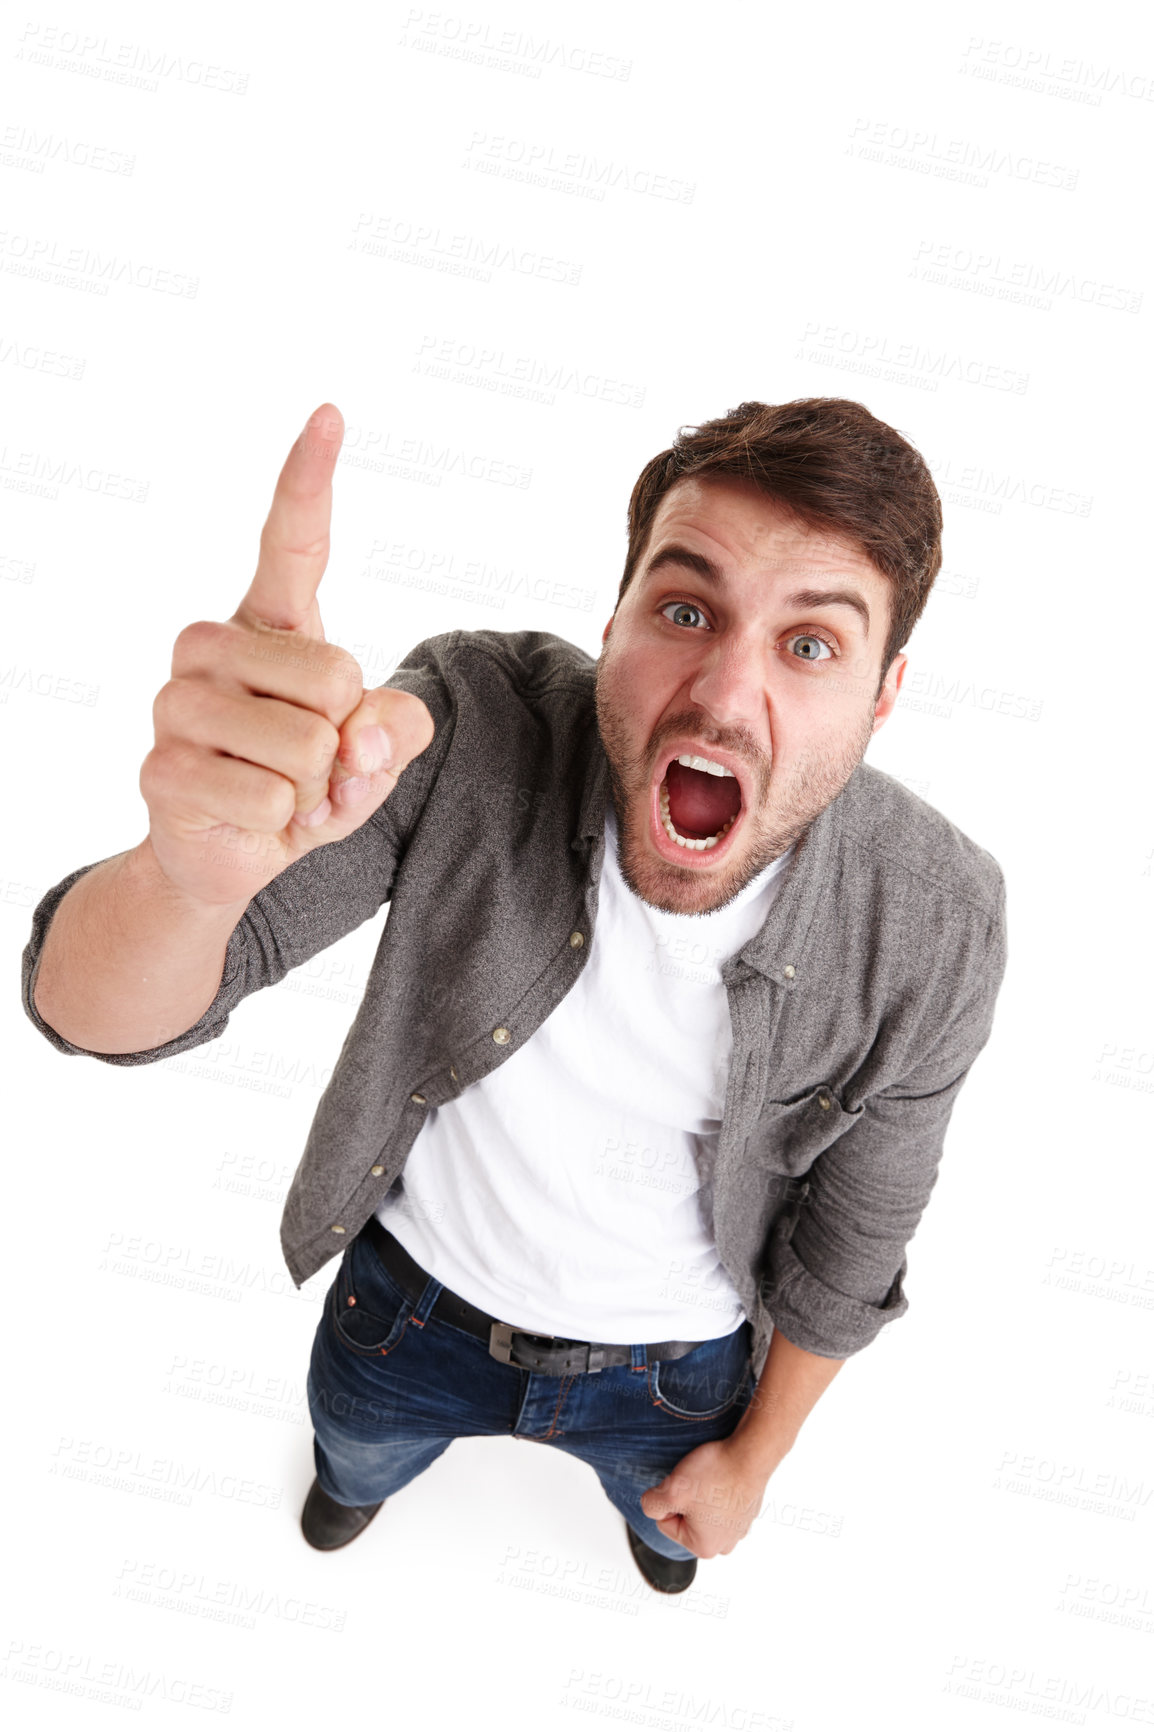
[[870, 651, 907, 736], [600, 614, 614, 646]]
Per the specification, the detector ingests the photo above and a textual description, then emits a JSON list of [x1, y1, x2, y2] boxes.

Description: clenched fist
[[140, 404, 435, 909]]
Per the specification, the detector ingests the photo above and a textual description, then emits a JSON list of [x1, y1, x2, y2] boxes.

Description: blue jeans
[[307, 1225, 755, 1562]]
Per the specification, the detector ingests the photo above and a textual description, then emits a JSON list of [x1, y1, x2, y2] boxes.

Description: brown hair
[[616, 398, 942, 698]]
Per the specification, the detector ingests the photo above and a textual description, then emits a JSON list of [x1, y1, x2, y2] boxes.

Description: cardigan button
[[492, 1026, 511, 1045], [410, 1092, 427, 1105], [569, 931, 584, 948], [783, 965, 796, 979], [817, 1093, 832, 1111], [331, 1224, 346, 1234], [370, 1165, 384, 1176]]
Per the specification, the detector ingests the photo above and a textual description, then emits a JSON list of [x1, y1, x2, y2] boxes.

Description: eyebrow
[[643, 543, 871, 636]]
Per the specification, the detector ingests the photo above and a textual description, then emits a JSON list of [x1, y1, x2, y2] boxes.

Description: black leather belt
[[361, 1215, 707, 1376]]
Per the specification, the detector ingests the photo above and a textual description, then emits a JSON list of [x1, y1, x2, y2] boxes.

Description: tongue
[[665, 761, 741, 839]]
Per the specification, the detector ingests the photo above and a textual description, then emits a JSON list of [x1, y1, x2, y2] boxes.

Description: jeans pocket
[[329, 1232, 415, 1358], [647, 1325, 753, 1421]]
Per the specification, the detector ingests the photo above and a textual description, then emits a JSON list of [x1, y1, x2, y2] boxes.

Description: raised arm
[[27, 403, 434, 1056]]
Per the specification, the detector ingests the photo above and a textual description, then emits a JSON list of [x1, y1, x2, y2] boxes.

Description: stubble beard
[[594, 664, 877, 917]]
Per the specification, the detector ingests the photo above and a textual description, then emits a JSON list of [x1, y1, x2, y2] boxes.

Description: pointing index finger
[[235, 403, 345, 639]]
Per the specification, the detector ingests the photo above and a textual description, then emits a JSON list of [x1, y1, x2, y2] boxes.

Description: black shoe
[[301, 1477, 384, 1551], [625, 1521, 698, 1594]]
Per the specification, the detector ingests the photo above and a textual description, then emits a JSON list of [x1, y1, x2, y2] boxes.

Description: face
[[594, 474, 907, 915]]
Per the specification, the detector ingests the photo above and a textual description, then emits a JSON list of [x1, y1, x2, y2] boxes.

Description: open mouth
[[655, 753, 744, 854]]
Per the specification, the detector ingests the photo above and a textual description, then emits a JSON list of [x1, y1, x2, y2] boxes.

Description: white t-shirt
[[376, 800, 795, 1341]]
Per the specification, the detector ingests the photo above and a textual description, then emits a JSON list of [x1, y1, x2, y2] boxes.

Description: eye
[[660, 601, 709, 629], [785, 632, 836, 663]]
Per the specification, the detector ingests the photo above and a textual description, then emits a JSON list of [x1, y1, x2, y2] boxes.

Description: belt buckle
[[488, 1321, 521, 1365], [488, 1321, 563, 1369], [489, 1322, 593, 1374]]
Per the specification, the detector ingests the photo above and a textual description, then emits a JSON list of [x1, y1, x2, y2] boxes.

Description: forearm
[[31, 835, 249, 1055], [727, 1326, 846, 1476]]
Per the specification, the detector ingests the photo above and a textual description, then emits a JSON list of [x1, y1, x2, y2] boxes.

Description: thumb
[[325, 686, 436, 814], [639, 1479, 674, 1521]]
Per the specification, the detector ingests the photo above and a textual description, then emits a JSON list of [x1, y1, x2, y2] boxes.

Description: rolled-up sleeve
[[20, 638, 458, 1066], [761, 876, 1009, 1358]]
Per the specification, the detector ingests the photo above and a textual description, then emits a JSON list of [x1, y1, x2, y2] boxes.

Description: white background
[[3, 0, 1152, 1727]]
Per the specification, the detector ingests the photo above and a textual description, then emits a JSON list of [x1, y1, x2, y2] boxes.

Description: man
[[22, 396, 1008, 1595]]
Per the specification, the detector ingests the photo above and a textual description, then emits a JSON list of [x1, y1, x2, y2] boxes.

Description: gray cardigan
[[21, 628, 1009, 1379]]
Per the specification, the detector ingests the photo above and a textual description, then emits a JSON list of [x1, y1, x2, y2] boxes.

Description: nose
[[687, 631, 766, 729]]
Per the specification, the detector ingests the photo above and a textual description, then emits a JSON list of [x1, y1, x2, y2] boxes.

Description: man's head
[[594, 397, 942, 916]]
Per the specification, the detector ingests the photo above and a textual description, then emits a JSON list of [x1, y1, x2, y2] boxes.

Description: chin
[[614, 806, 768, 917]]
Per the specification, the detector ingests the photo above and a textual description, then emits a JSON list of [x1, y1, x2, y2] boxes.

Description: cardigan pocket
[[746, 1082, 865, 1178]]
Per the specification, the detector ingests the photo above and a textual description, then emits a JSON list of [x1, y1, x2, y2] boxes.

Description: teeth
[[677, 753, 735, 778], [658, 783, 737, 852]]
